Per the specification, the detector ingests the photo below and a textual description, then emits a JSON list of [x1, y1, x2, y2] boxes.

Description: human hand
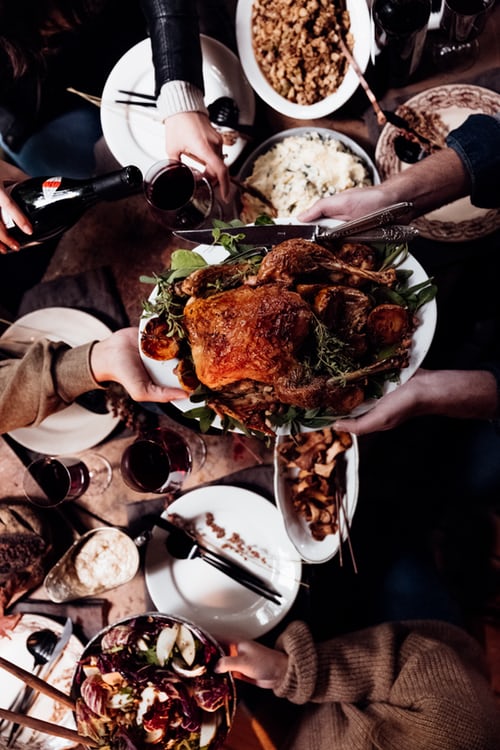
[[0, 161, 33, 253], [332, 368, 499, 435], [215, 640, 288, 689], [164, 111, 231, 202], [298, 185, 396, 224], [90, 327, 188, 402]]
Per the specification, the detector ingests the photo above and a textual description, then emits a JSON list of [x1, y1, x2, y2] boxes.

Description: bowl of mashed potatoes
[[236, 127, 379, 223]]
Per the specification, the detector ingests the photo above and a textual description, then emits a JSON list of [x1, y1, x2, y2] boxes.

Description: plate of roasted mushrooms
[[274, 427, 358, 564], [138, 222, 437, 438]]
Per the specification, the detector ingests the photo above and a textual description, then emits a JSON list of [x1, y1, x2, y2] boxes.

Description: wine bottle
[[2, 165, 143, 248], [373, 0, 432, 85]]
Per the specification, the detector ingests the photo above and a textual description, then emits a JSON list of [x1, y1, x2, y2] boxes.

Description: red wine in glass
[[24, 456, 90, 508], [120, 428, 192, 493], [144, 159, 214, 230]]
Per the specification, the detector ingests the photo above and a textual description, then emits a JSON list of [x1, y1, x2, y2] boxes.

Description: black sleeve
[[139, 0, 204, 95], [445, 113, 500, 209]]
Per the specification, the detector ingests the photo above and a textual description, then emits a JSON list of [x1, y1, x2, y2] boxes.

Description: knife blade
[[155, 516, 282, 603], [6, 617, 73, 747], [173, 201, 415, 246]]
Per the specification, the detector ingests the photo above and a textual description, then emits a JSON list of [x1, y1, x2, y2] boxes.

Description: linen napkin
[[18, 265, 129, 331]]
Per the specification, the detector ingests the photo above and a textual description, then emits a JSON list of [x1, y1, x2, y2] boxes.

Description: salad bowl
[[71, 613, 236, 750]]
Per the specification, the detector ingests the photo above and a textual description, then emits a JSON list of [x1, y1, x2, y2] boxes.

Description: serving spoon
[[334, 25, 440, 163]]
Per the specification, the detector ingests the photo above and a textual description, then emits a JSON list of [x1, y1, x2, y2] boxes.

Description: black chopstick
[[118, 89, 156, 100], [115, 99, 156, 107]]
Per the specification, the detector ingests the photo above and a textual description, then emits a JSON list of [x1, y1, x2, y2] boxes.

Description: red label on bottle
[[42, 177, 62, 200]]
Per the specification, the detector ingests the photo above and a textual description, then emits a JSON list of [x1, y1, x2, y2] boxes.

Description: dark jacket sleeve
[[139, 0, 204, 95], [446, 113, 500, 209]]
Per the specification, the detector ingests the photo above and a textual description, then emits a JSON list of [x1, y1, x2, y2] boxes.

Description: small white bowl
[[274, 430, 359, 564]]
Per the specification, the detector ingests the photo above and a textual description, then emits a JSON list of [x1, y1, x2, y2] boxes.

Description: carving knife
[[173, 201, 417, 245]]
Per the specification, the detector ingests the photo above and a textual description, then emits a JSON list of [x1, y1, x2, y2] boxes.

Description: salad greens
[[73, 615, 235, 750]]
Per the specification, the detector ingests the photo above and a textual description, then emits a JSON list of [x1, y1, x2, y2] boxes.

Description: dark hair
[[0, 0, 105, 77]]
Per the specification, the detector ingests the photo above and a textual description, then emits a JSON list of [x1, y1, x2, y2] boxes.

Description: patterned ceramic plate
[[375, 84, 500, 242]]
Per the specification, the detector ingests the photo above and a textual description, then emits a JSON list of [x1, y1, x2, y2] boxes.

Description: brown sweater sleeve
[[273, 619, 500, 750], [0, 339, 103, 433]]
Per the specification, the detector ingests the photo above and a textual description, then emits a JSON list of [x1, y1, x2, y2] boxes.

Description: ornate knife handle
[[318, 224, 420, 244], [316, 201, 415, 239]]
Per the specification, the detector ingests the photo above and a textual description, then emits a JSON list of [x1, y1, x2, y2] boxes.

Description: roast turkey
[[141, 238, 414, 435]]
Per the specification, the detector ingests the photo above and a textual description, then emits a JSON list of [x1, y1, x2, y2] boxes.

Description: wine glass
[[432, 0, 495, 71], [23, 453, 113, 508], [144, 159, 219, 231], [120, 427, 206, 494], [24, 456, 90, 509]]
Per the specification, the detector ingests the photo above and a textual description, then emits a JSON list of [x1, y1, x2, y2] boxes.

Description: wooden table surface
[[2, 10, 500, 748]]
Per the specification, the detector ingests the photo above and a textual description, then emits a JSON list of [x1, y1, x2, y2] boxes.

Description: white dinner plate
[[274, 431, 359, 564], [101, 35, 255, 174], [235, 0, 371, 119], [375, 84, 500, 242], [3, 308, 120, 454], [139, 226, 437, 431], [0, 613, 83, 749], [145, 485, 301, 641]]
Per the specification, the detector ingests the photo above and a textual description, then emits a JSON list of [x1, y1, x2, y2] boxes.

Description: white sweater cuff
[[157, 81, 208, 119]]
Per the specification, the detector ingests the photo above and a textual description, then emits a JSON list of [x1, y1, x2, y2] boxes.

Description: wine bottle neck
[[91, 165, 143, 200]]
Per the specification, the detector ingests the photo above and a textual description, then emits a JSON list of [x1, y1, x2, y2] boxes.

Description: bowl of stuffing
[[235, 0, 372, 119]]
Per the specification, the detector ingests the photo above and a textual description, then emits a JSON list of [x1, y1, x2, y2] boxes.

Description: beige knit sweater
[[273, 619, 500, 750], [0, 339, 102, 433]]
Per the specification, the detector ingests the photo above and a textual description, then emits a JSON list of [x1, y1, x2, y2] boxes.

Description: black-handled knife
[[155, 516, 282, 604]]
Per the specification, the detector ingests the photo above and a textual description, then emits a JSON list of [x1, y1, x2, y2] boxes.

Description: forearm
[[274, 620, 500, 749], [377, 147, 471, 220], [0, 340, 99, 433], [407, 368, 498, 420]]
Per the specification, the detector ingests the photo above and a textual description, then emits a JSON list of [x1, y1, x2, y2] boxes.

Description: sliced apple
[[176, 623, 197, 666], [156, 623, 180, 666], [199, 712, 219, 749]]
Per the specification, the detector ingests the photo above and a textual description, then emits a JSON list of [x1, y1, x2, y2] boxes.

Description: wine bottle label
[[42, 177, 62, 201], [0, 206, 15, 230]]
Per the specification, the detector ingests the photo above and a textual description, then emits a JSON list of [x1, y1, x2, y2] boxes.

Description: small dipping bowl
[[44, 527, 140, 602]]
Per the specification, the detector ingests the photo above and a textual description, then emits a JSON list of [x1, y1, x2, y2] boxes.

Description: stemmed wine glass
[[23, 453, 112, 509], [120, 426, 206, 495], [432, 0, 495, 70], [144, 158, 220, 231]]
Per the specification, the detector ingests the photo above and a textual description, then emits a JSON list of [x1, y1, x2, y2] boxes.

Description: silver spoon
[[26, 629, 59, 668]]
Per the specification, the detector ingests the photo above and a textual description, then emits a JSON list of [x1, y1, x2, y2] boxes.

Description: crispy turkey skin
[[183, 284, 313, 390]]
